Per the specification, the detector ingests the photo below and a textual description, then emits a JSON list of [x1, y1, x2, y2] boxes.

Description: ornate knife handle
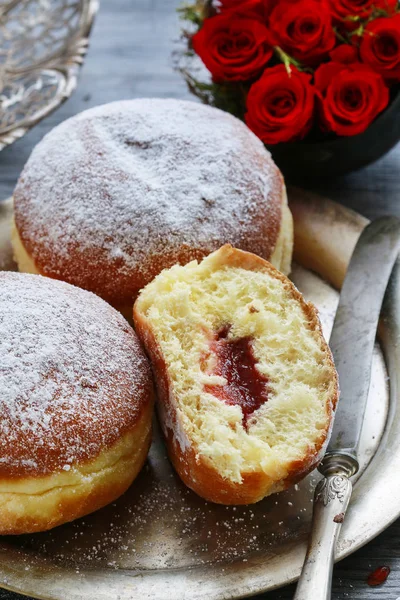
[[293, 470, 353, 600]]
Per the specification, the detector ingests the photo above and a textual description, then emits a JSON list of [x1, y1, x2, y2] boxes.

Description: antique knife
[[294, 216, 400, 600]]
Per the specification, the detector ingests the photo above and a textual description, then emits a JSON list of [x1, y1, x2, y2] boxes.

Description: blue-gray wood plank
[[1, 1, 399, 598]]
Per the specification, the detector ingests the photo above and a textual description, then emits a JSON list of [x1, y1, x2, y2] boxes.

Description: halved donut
[[134, 245, 338, 504]]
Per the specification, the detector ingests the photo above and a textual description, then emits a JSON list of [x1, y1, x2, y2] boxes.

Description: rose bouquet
[[177, 0, 400, 175]]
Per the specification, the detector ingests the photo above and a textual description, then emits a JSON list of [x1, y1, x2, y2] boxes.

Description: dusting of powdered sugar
[[0, 272, 152, 477], [14, 98, 281, 302], [11, 435, 316, 572]]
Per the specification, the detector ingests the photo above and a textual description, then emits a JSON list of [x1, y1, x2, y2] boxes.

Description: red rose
[[213, 0, 275, 20], [328, 0, 398, 22], [245, 65, 316, 144], [269, 0, 336, 65], [376, 0, 400, 14], [360, 15, 400, 83], [192, 14, 272, 82], [329, 45, 359, 64], [315, 61, 389, 136]]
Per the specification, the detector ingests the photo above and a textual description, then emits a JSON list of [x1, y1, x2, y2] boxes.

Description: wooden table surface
[[1, 1, 400, 599]]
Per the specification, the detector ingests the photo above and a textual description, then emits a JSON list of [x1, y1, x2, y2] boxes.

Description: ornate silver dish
[[0, 188, 398, 599], [0, 0, 98, 150]]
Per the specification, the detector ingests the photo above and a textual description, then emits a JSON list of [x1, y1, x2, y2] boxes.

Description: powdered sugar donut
[[12, 99, 292, 315], [0, 272, 154, 534]]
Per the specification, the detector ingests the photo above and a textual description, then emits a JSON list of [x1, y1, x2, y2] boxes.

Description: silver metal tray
[[0, 188, 398, 600]]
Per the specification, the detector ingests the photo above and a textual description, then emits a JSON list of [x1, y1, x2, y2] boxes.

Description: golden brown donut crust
[[13, 99, 289, 308], [0, 402, 152, 535]]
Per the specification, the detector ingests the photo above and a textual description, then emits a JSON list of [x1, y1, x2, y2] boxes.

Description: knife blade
[[294, 216, 400, 600], [325, 216, 400, 469]]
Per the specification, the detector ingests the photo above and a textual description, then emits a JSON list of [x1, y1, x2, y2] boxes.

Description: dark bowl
[[267, 90, 400, 181]]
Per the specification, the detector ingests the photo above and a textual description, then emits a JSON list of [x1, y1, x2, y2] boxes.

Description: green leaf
[[177, 1, 209, 27], [344, 15, 361, 22], [273, 46, 313, 75]]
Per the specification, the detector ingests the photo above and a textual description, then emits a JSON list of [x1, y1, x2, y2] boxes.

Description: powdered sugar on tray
[[0, 272, 152, 477], [11, 429, 316, 571], [14, 99, 281, 300]]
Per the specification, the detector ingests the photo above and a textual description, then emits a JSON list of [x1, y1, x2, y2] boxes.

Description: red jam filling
[[367, 566, 390, 587], [204, 326, 269, 426]]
